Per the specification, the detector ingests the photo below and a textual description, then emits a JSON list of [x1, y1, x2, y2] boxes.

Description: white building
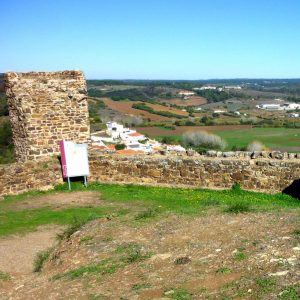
[[256, 104, 283, 110], [91, 122, 186, 154], [178, 91, 195, 97], [281, 103, 300, 110], [224, 85, 242, 90], [289, 113, 300, 118], [214, 110, 227, 114], [196, 86, 217, 91]]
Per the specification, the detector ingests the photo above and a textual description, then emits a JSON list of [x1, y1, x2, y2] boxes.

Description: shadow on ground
[[282, 179, 300, 200]]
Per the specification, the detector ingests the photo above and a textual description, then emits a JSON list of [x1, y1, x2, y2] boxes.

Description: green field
[[0, 183, 299, 237], [156, 127, 300, 151], [216, 127, 300, 151]]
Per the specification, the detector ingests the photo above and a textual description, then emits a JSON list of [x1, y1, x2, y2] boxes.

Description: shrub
[[161, 136, 174, 144], [57, 215, 98, 240], [115, 143, 126, 150], [33, 247, 53, 272], [182, 131, 227, 151], [135, 208, 159, 220], [224, 202, 251, 214], [247, 141, 268, 152], [231, 182, 242, 192]]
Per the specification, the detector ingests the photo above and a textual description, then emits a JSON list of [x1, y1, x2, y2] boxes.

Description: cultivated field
[[146, 103, 189, 116], [102, 98, 171, 121], [167, 96, 207, 107], [0, 184, 299, 299]]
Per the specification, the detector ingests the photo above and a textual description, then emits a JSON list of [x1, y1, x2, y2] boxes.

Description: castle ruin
[[5, 71, 90, 161]]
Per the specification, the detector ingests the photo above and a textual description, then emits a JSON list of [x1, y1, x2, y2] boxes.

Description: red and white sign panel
[[59, 140, 89, 178]]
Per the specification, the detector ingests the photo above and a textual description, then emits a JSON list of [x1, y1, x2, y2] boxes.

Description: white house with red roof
[[91, 121, 185, 154]]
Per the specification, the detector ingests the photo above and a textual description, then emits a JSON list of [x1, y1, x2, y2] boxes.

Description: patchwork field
[[167, 96, 207, 107], [102, 98, 171, 121], [0, 183, 299, 299], [146, 103, 189, 116]]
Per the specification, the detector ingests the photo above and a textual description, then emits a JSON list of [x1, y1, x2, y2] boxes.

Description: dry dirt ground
[[102, 99, 171, 121], [167, 96, 207, 107], [0, 192, 299, 299]]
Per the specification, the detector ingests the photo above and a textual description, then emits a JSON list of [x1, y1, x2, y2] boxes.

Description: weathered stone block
[[5, 71, 90, 162]]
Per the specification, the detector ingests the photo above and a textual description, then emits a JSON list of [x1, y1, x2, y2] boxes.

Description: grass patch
[[278, 283, 300, 299], [216, 267, 232, 274], [224, 202, 252, 214], [0, 182, 300, 237], [164, 288, 191, 299], [132, 282, 151, 291], [0, 207, 105, 237], [33, 247, 53, 272], [134, 208, 160, 220], [0, 271, 10, 281], [53, 258, 121, 280], [174, 256, 191, 265], [292, 229, 300, 236], [57, 215, 100, 240], [80, 235, 94, 245], [255, 277, 277, 293], [199, 198, 221, 207], [116, 243, 151, 263], [233, 251, 247, 261], [123, 245, 151, 263]]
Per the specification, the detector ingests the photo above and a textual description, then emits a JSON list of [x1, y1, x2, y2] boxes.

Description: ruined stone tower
[[5, 71, 90, 162]]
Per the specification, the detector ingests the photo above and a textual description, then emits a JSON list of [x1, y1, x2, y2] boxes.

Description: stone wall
[[1, 153, 300, 197], [0, 157, 63, 197], [4, 71, 90, 162]]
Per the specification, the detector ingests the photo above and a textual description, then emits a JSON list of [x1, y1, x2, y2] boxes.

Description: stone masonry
[[1, 152, 300, 197], [4, 71, 90, 161]]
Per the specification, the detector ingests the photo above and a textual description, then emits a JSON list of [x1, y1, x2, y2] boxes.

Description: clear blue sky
[[1, 0, 300, 79]]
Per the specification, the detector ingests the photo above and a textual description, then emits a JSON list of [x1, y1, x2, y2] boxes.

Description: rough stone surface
[[1, 152, 300, 197], [4, 71, 90, 162]]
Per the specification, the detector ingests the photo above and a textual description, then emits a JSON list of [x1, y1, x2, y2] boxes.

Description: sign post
[[59, 140, 89, 190]]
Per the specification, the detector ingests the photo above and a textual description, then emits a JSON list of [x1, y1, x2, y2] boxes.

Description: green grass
[[132, 282, 151, 291], [54, 242, 151, 281], [278, 283, 300, 299], [233, 251, 247, 261], [224, 202, 252, 214], [0, 182, 299, 237], [80, 235, 94, 245], [53, 258, 121, 280], [164, 288, 191, 300], [0, 207, 105, 237], [0, 271, 10, 281], [216, 267, 232, 274], [134, 208, 160, 220], [33, 247, 53, 272], [255, 277, 277, 293], [84, 182, 300, 214], [216, 127, 300, 150], [118, 243, 152, 263], [153, 127, 300, 151]]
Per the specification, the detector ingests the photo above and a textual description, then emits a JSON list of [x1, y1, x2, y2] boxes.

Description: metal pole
[[84, 176, 87, 187], [67, 177, 71, 190]]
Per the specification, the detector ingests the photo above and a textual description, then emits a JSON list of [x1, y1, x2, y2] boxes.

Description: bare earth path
[[0, 225, 62, 275], [0, 191, 102, 276]]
